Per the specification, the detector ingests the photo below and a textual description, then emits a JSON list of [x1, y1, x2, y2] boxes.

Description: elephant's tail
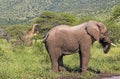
[[42, 33, 49, 43]]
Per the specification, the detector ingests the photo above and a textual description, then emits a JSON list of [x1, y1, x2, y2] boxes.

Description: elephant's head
[[86, 21, 111, 53]]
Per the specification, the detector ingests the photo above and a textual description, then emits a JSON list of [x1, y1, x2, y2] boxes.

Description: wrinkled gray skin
[[0, 28, 11, 42], [43, 21, 111, 73]]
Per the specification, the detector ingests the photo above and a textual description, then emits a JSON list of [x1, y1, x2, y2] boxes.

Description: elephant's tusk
[[111, 43, 117, 46], [33, 33, 37, 36]]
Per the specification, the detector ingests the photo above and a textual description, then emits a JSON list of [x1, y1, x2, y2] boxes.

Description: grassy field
[[0, 39, 120, 79]]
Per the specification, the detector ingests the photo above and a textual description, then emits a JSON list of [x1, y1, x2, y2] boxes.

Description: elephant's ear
[[86, 23, 100, 41], [97, 22, 107, 33]]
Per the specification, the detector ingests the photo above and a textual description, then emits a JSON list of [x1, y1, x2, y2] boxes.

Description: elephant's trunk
[[99, 36, 111, 54], [103, 42, 111, 53]]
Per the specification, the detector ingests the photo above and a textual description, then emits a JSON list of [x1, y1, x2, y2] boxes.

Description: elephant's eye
[[101, 32, 108, 38], [104, 32, 108, 36]]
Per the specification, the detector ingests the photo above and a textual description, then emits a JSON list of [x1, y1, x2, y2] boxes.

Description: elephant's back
[[48, 25, 72, 35], [72, 22, 87, 30], [52, 25, 71, 31], [46, 25, 72, 43]]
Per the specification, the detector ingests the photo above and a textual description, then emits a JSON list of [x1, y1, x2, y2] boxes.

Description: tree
[[33, 11, 79, 40], [110, 4, 120, 22], [33, 11, 79, 30], [106, 4, 120, 43]]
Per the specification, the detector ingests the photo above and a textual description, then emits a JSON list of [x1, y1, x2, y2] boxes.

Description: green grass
[[0, 39, 120, 79]]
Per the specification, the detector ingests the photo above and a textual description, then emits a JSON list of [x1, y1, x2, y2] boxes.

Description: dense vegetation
[[106, 4, 120, 43], [0, 39, 120, 79], [0, 0, 120, 25]]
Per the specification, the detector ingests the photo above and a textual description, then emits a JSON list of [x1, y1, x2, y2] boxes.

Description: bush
[[106, 22, 120, 43], [5, 24, 30, 39], [78, 16, 100, 24], [105, 4, 120, 43], [33, 11, 79, 30]]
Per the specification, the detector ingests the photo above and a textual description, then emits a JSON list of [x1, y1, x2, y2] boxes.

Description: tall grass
[[0, 39, 120, 79]]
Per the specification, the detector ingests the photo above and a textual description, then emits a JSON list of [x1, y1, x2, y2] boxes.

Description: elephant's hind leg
[[49, 47, 62, 73], [58, 55, 66, 71]]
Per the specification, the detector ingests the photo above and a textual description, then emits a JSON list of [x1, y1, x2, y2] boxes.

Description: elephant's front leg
[[79, 44, 91, 72]]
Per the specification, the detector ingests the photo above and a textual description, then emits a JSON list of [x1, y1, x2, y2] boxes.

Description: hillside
[[0, 0, 120, 25]]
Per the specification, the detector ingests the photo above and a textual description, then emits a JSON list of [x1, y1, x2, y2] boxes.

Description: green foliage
[[110, 4, 120, 21], [0, 0, 119, 25], [105, 4, 120, 43], [58, 13, 79, 25], [34, 11, 79, 28], [0, 18, 29, 26], [90, 44, 120, 73], [0, 39, 120, 79], [78, 16, 100, 23], [4, 24, 30, 39], [106, 22, 120, 43]]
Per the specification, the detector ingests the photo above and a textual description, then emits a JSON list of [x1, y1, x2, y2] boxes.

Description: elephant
[[12, 24, 39, 47], [43, 20, 111, 73]]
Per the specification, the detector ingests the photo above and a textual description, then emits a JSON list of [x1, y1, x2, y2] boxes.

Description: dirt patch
[[56, 73, 120, 79], [56, 76, 80, 79], [96, 73, 120, 79]]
